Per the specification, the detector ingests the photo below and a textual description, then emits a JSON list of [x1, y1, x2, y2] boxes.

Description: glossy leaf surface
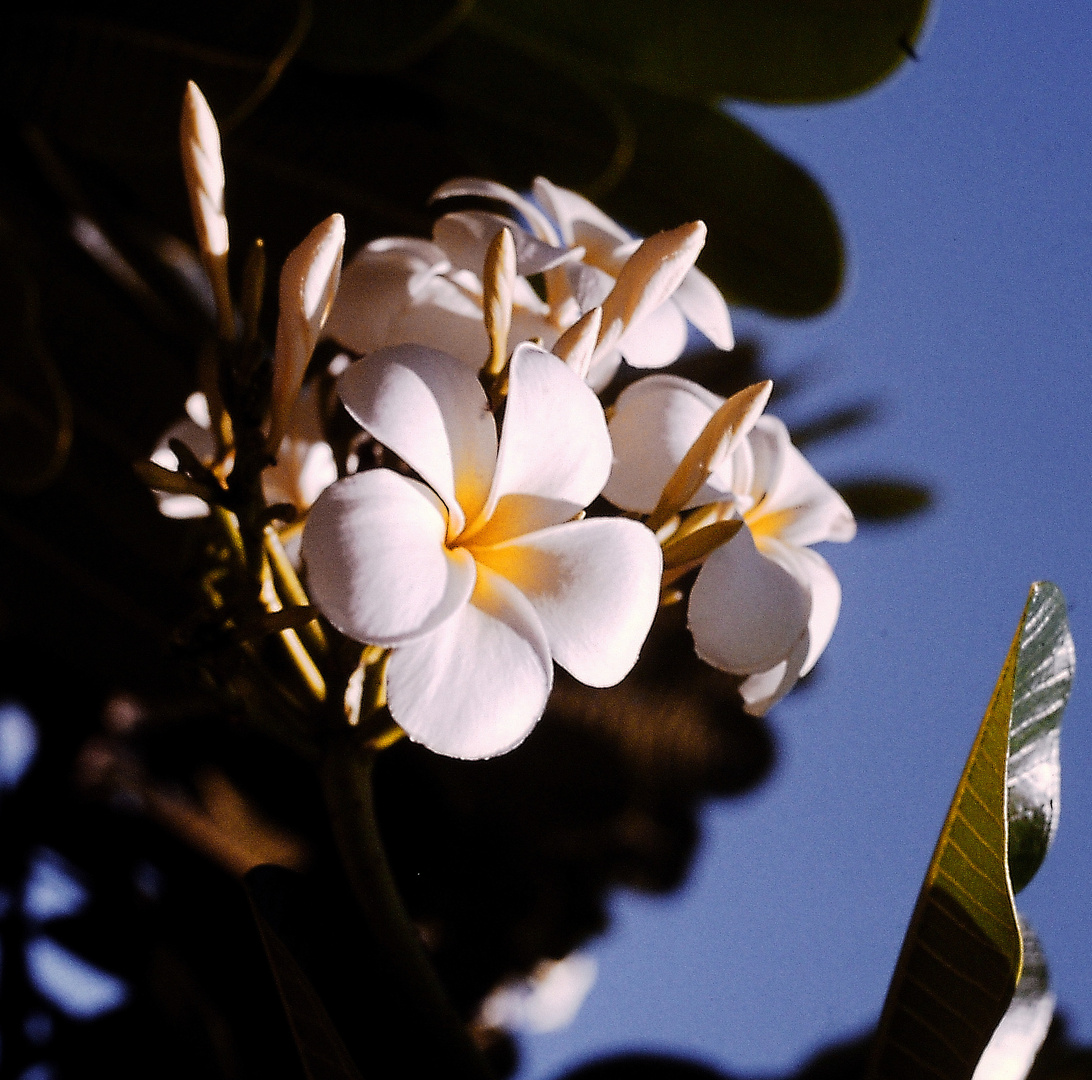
[[971, 917, 1055, 1080], [475, 0, 931, 105], [1005, 583, 1074, 892], [866, 583, 1073, 1080]]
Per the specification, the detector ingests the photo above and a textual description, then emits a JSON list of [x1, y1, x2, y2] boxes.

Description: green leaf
[[971, 917, 1055, 1080], [246, 867, 365, 1080], [835, 479, 932, 521], [475, 0, 931, 105], [866, 582, 1074, 1080], [1005, 583, 1074, 893]]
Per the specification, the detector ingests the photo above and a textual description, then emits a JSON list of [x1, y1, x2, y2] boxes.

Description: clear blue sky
[[519, 1, 1092, 1075]]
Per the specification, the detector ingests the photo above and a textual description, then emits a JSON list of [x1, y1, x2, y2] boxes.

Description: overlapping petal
[[687, 525, 811, 675], [672, 267, 735, 350], [747, 417, 856, 546], [603, 375, 749, 513], [325, 239, 451, 355], [758, 538, 842, 676], [473, 517, 662, 687], [468, 344, 613, 542], [617, 296, 689, 370], [302, 470, 477, 646], [385, 565, 553, 759], [337, 345, 498, 534]]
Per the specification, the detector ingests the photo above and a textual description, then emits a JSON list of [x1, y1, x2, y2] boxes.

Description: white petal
[[385, 564, 552, 759], [390, 275, 494, 368], [156, 493, 211, 519], [474, 517, 661, 687], [269, 215, 345, 449], [324, 240, 449, 354], [467, 344, 612, 542], [738, 634, 809, 716], [603, 375, 725, 513], [337, 345, 497, 533], [532, 177, 631, 252], [687, 524, 810, 675], [263, 380, 337, 510], [617, 298, 689, 369], [151, 416, 217, 471], [302, 470, 476, 646], [184, 391, 211, 428], [748, 416, 856, 546], [672, 268, 734, 350], [434, 211, 580, 276], [583, 349, 624, 393], [431, 178, 561, 246], [565, 263, 615, 313], [756, 538, 842, 676]]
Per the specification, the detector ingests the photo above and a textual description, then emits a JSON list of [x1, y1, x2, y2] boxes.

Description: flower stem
[[320, 737, 493, 1080]]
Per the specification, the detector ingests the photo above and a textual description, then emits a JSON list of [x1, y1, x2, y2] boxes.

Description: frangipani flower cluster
[[147, 79, 855, 767], [302, 343, 662, 759], [604, 375, 856, 714], [325, 176, 734, 390]]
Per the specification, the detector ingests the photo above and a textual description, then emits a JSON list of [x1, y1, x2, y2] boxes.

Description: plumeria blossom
[[603, 375, 855, 715], [325, 177, 732, 391], [150, 383, 337, 520], [301, 343, 663, 759]]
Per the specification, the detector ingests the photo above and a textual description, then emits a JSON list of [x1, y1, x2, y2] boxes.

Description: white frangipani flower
[[150, 383, 337, 520], [301, 343, 663, 759], [603, 375, 855, 715], [325, 176, 731, 391]]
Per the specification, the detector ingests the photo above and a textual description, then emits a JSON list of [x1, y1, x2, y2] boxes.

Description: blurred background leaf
[[468, 0, 930, 105]]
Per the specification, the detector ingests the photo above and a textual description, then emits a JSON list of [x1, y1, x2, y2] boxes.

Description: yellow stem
[[259, 556, 327, 702], [264, 525, 327, 653]]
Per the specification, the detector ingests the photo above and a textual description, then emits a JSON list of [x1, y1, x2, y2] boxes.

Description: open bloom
[[325, 177, 732, 391], [302, 343, 662, 758], [603, 375, 855, 714]]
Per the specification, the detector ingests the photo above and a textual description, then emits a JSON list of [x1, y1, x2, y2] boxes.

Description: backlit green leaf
[[475, 0, 931, 105], [866, 582, 1073, 1080]]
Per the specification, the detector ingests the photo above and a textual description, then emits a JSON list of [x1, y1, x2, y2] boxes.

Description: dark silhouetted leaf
[[403, 24, 845, 314], [474, 0, 930, 105], [304, 0, 473, 73], [0, 225, 73, 494], [246, 867, 365, 1080], [866, 583, 1074, 1080], [599, 87, 843, 315], [836, 479, 931, 521]]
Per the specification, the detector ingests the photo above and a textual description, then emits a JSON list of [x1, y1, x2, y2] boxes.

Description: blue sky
[[518, 1, 1092, 1075]]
